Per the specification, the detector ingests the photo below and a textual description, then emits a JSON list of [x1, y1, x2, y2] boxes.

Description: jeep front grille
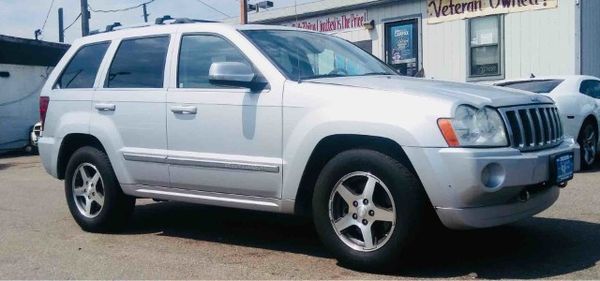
[[498, 105, 563, 151]]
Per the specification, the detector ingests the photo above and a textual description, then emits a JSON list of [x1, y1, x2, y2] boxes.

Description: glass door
[[385, 19, 419, 76]]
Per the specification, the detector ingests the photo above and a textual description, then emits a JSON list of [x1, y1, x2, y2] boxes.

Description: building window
[[468, 15, 503, 79]]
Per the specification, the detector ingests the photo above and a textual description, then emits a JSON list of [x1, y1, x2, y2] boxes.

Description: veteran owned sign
[[427, 0, 558, 23]]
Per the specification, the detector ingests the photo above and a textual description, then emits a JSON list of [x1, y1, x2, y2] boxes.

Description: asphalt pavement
[[0, 153, 599, 279]]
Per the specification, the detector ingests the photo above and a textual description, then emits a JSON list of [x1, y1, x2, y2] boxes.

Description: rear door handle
[[170, 105, 197, 114], [94, 103, 116, 111]]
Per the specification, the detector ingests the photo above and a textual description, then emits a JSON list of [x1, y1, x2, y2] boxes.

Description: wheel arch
[[582, 114, 599, 131], [57, 133, 106, 180], [293, 134, 427, 216]]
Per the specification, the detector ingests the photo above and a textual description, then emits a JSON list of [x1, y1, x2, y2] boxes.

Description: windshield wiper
[[302, 73, 347, 80], [359, 72, 395, 76]]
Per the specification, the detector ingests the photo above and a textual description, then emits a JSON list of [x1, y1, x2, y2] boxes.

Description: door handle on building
[[170, 105, 197, 114], [94, 103, 116, 111]]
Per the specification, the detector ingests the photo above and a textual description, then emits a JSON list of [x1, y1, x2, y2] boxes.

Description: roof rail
[[155, 15, 218, 25], [86, 16, 219, 36]]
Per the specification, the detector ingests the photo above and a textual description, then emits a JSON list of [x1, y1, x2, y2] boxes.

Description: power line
[[64, 13, 82, 31], [88, 0, 156, 13], [40, 0, 56, 32], [193, 0, 231, 18]]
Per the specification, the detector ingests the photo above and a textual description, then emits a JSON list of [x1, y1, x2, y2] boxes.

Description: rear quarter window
[[498, 79, 563, 94], [580, 80, 600, 99], [55, 42, 110, 89]]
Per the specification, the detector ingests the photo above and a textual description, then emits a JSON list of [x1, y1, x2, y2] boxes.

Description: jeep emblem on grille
[[531, 97, 540, 102]]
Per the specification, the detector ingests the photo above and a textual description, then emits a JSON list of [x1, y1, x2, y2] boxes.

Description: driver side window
[[177, 34, 251, 89]]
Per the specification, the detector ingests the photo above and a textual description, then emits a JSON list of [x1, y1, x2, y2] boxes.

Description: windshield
[[242, 29, 396, 81], [497, 79, 563, 94]]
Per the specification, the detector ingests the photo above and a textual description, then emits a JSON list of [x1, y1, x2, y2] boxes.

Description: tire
[[578, 121, 598, 170], [312, 149, 428, 271], [64, 146, 135, 232], [23, 145, 38, 155]]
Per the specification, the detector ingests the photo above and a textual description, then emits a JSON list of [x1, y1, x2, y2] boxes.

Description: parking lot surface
[[0, 154, 599, 279]]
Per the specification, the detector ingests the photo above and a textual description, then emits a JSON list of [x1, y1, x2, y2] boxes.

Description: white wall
[[0, 64, 52, 150]]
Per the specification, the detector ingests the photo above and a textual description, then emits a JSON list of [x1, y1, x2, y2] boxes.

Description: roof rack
[[105, 22, 122, 32], [155, 15, 218, 25], [87, 16, 219, 36]]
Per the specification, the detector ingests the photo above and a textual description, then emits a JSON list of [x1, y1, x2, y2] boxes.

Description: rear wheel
[[312, 149, 427, 271], [578, 121, 598, 170], [64, 146, 135, 232]]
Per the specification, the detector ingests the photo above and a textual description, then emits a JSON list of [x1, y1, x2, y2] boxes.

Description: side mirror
[[209, 62, 267, 91]]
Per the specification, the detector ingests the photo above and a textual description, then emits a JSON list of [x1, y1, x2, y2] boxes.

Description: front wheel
[[64, 146, 135, 232], [578, 122, 598, 170], [312, 149, 428, 271]]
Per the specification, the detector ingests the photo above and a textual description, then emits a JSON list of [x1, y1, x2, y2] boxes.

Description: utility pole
[[80, 0, 90, 36], [240, 0, 248, 24], [58, 8, 64, 43], [142, 3, 149, 23]]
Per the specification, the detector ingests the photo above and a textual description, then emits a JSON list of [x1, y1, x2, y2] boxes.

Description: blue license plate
[[554, 153, 574, 183]]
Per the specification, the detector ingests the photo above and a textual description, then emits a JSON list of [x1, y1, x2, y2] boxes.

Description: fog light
[[481, 163, 505, 189]]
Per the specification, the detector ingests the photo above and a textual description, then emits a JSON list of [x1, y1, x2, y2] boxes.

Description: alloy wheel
[[328, 171, 396, 252], [72, 163, 105, 218], [582, 125, 597, 166]]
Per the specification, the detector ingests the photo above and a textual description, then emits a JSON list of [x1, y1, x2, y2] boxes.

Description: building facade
[[247, 0, 600, 83]]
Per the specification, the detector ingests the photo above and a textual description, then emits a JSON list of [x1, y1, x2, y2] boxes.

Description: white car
[[27, 121, 42, 154], [38, 20, 579, 270], [496, 76, 600, 169]]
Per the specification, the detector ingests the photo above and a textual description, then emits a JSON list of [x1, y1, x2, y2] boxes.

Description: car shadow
[[124, 201, 330, 258], [0, 150, 34, 159], [123, 201, 600, 278]]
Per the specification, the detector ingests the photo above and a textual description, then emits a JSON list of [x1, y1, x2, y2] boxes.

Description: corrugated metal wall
[[581, 0, 600, 78]]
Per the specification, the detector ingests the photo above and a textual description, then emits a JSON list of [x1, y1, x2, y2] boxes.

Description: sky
[[0, 0, 318, 43]]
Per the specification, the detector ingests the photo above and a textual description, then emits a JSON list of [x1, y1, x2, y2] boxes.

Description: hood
[[306, 75, 554, 108]]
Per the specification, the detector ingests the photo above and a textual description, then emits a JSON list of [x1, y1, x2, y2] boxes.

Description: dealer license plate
[[554, 153, 574, 183]]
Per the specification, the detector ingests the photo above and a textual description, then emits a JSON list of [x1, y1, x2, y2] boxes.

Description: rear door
[[90, 35, 174, 187]]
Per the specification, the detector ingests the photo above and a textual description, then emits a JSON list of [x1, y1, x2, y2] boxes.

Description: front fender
[[281, 105, 447, 201]]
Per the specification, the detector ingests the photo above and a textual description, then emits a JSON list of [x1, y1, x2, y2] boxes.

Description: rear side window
[[55, 42, 109, 89], [177, 34, 251, 88], [580, 80, 600, 99], [498, 79, 563, 94], [106, 36, 170, 88]]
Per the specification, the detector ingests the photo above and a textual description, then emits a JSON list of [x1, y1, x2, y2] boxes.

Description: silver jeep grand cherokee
[[38, 20, 579, 270]]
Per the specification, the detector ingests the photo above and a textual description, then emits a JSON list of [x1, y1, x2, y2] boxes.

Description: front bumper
[[404, 138, 579, 229]]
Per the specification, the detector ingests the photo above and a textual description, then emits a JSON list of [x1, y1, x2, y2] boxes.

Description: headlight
[[438, 105, 508, 147]]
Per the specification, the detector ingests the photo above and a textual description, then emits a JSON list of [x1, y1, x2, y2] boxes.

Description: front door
[[166, 33, 283, 198], [385, 19, 420, 76]]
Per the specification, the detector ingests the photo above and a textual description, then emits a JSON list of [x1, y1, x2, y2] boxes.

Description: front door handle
[[171, 105, 197, 114], [94, 103, 116, 111]]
